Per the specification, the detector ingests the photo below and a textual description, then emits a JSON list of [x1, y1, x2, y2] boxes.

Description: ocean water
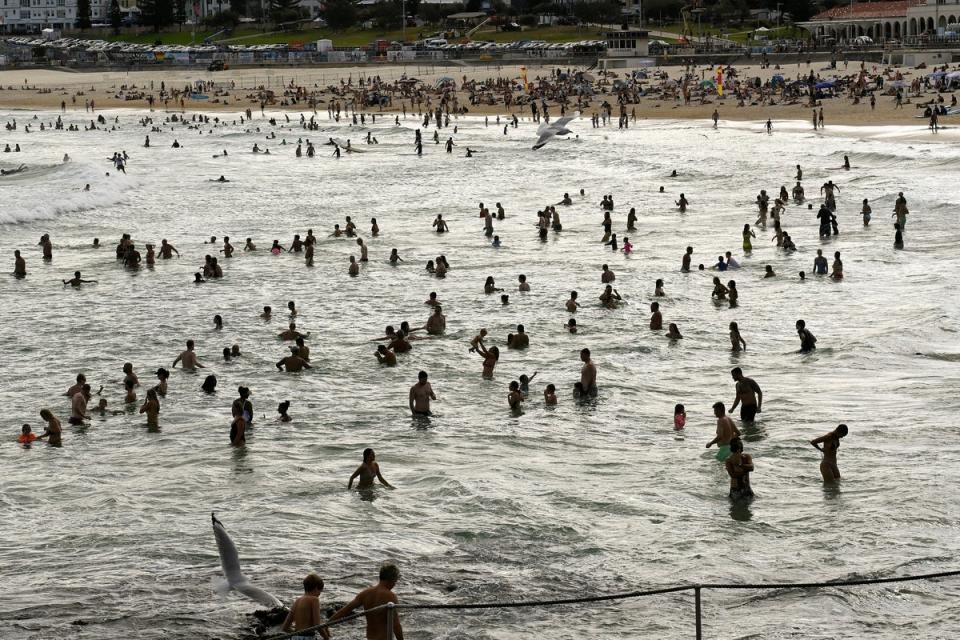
[[2, 108, 960, 640]]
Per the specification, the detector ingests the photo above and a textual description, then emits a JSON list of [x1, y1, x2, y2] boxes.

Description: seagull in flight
[[532, 114, 578, 150]]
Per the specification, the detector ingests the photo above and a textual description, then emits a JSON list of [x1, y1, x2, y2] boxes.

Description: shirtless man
[[729, 367, 762, 423], [281, 574, 331, 640], [276, 347, 312, 372], [388, 330, 412, 354], [375, 345, 397, 366], [65, 373, 102, 398], [409, 370, 436, 415], [424, 305, 446, 335], [69, 383, 92, 425], [13, 249, 26, 277], [295, 337, 310, 362], [348, 448, 393, 489], [278, 322, 309, 341], [580, 348, 597, 396], [566, 291, 579, 313], [681, 246, 693, 272], [158, 239, 179, 259], [706, 401, 741, 460], [649, 302, 663, 330], [172, 340, 205, 371], [329, 563, 403, 640], [601, 264, 615, 284], [63, 270, 96, 287], [511, 324, 529, 349]]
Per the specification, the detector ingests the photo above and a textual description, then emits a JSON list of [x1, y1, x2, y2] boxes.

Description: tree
[[76, 0, 92, 29], [571, 0, 620, 23], [368, 0, 403, 29], [109, 0, 122, 32], [229, 0, 246, 15], [173, 0, 187, 27], [781, 0, 813, 22], [269, 0, 302, 22], [140, 0, 176, 31], [323, 0, 357, 30]]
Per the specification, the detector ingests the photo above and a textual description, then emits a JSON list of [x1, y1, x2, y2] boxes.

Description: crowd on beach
[[3, 56, 960, 127], [4, 82, 926, 636]]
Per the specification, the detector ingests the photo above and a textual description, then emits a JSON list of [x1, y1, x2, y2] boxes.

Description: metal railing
[[262, 568, 960, 640]]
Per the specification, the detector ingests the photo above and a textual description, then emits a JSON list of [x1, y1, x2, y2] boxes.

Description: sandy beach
[[0, 60, 951, 126]]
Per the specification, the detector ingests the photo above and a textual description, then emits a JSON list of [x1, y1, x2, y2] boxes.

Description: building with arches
[[799, 0, 960, 44]]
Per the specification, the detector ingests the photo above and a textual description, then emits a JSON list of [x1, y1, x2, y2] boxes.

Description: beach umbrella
[[700, 79, 715, 88], [815, 80, 835, 89]]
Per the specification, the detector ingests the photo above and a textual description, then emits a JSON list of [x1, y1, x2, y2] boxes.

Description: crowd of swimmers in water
[[14, 153, 908, 503], [6, 106, 920, 635]]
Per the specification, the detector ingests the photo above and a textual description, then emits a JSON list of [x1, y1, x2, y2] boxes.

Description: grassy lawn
[[647, 21, 803, 43], [107, 24, 605, 47], [104, 22, 802, 47], [111, 27, 407, 47], [476, 25, 605, 43]]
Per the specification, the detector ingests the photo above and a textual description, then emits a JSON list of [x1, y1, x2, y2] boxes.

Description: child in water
[[544, 384, 557, 405], [18, 424, 37, 443], [674, 404, 686, 430], [518, 372, 538, 396], [622, 237, 633, 254], [469, 329, 487, 353], [277, 401, 291, 422]]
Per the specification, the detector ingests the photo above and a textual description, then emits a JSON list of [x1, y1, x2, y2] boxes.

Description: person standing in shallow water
[[281, 573, 331, 640], [729, 367, 762, 423], [797, 319, 817, 352], [707, 401, 741, 461], [348, 448, 394, 489], [329, 563, 403, 640], [580, 348, 597, 396], [409, 370, 436, 416], [811, 424, 848, 483], [725, 438, 754, 500]]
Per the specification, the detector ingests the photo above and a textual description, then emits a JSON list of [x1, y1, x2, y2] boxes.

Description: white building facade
[[800, 0, 960, 44], [0, 0, 122, 33]]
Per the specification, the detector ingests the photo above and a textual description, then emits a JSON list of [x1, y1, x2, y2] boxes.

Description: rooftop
[[809, 0, 924, 21]]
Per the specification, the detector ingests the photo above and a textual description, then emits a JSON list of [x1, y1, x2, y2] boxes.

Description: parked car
[[208, 59, 225, 71]]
